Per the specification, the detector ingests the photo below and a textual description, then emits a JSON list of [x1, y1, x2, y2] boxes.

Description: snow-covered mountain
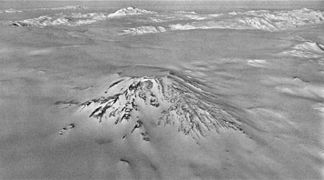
[[59, 68, 244, 142]]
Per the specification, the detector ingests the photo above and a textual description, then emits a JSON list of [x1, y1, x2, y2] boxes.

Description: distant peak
[[108, 6, 156, 18]]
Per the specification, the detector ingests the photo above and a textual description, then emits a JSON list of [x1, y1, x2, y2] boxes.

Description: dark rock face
[[59, 123, 75, 135], [61, 69, 243, 141], [11, 21, 29, 27]]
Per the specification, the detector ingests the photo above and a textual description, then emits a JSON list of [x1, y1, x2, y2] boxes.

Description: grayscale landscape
[[0, 0, 323, 179]]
